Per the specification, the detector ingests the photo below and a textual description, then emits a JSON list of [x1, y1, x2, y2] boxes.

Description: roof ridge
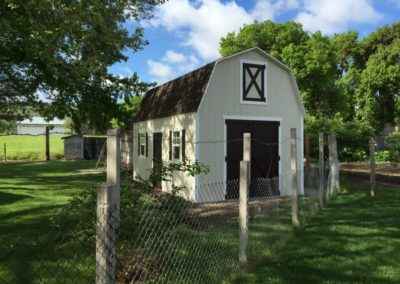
[[146, 61, 216, 93]]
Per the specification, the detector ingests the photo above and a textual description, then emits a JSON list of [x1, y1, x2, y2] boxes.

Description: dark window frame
[[242, 63, 266, 103]]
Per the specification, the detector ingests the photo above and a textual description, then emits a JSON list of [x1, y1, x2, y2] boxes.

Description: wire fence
[[0, 132, 327, 284], [0, 134, 65, 161]]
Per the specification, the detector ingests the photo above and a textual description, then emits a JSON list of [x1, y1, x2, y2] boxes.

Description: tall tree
[[356, 40, 400, 132], [220, 21, 343, 119], [0, 0, 161, 132]]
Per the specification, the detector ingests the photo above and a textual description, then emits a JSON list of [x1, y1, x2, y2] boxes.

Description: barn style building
[[17, 116, 66, 135], [133, 48, 305, 202]]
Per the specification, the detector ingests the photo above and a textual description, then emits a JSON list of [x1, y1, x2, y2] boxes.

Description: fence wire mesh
[[0, 136, 327, 284], [115, 179, 240, 284]]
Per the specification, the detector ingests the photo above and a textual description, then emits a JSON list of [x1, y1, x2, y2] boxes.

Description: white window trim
[[139, 132, 146, 157], [240, 59, 268, 105], [172, 130, 182, 161]]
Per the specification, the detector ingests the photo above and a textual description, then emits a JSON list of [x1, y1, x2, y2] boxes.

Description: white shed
[[133, 48, 305, 203], [17, 116, 66, 135]]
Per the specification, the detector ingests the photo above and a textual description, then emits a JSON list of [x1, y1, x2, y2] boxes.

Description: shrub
[[386, 132, 400, 162], [375, 150, 391, 162], [340, 147, 367, 162]]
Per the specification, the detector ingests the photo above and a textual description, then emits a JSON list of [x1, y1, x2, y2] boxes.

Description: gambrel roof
[[135, 47, 305, 122], [135, 62, 215, 122]]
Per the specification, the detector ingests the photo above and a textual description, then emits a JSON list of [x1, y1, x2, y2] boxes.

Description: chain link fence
[[0, 131, 328, 284]]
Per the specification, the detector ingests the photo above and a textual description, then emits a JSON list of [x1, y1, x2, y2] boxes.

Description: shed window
[[242, 62, 266, 103], [139, 133, 146, 156], [172, 131, 181, 160]]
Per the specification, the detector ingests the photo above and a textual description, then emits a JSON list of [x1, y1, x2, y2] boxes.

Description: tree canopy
[[1, 0, 162, 133], [220, 20, 400, 135]]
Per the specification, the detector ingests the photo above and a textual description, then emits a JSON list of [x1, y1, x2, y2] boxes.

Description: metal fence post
[[318, 133, 325, 208], [96, 129, 121, 284], [239, 132, 251, 266], [290, 128, 300, 228], [369, 137, 376, 197]]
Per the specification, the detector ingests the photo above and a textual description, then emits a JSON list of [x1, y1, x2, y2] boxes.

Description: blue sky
[[109, 0, 400, 84]]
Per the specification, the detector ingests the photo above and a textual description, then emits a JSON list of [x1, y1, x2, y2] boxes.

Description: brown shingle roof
[[135, 62, 216, 122]]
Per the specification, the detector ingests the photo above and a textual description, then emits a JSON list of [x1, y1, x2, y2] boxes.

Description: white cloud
[[147, 0, 297, 60], [295, 0, 382, 34], [147, 50, 202, 83], [147, 59, 174, 82], [163, 50, 186, 63]]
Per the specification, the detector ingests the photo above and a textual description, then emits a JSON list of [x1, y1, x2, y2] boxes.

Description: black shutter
[[181, 129, 186, 162], [145, 132, 148, 157], [169, 130, 172, 160], [137, 133, 140, 156]]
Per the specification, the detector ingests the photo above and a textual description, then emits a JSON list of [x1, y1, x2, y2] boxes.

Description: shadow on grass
[[0, 160, 104, 284], [233, 179, 400, 284], [0, 191, 30, 205]]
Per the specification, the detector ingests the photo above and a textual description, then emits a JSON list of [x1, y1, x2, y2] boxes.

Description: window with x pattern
[[242, 63, 266, 102]]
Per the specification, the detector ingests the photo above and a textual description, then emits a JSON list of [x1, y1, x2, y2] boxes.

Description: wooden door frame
[[223, 115, 283, 196]]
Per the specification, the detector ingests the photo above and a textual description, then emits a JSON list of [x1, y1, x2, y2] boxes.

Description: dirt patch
[[341, 162, 400, 186]]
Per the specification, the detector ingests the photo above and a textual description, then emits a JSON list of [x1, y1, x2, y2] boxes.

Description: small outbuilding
[[63, 135, 106, 160], [133, 48, 305, 202], [17, 116, 66, 135]]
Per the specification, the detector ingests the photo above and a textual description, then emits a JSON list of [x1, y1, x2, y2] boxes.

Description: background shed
[[63, 135, 106, 160]]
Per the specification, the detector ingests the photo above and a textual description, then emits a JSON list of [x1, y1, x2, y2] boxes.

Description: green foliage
[[386, 131, 400, 161], [221, 20, 400, 137], [0, 120, 16, 134], [375, 150, 392, 162], [53, 161, 209, 244], [112, 95, 144, 129], [1, 0, 160, 132], [356, 40, 400, 131]]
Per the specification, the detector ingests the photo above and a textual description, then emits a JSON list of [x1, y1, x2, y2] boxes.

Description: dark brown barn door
[[153, 132, 163, 188], [226, 120, 280, 199]]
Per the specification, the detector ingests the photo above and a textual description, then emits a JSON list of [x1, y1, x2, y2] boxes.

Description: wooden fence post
[[239, 132, 250, 266], [3, 143, 6, 162], [328, 134, 340, 197], [369, 137, 376, 197], [96, 129, 121, 284], [318, 133, 325, 208], [290, 128, 300, 228], [45, 126, 50, 161]]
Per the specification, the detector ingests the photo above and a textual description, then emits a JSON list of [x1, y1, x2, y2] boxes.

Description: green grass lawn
[[0, 135, 65, 160], [0, 160, 399, 284], [0, 160, 104, 283], [235, 180, 400, 284]]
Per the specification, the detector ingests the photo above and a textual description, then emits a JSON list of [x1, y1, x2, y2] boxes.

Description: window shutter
[[137, 133, 140, 156], [169, 130, 172, 160], [145, 132, 148, 157], [182, 129, 186, 162]]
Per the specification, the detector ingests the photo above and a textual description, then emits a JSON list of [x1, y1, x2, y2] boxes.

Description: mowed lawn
[[236, 179, 400, 284], [0, 160, 399, 283], [0, 160, 104, 283], [0, 135, 65, 160]]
